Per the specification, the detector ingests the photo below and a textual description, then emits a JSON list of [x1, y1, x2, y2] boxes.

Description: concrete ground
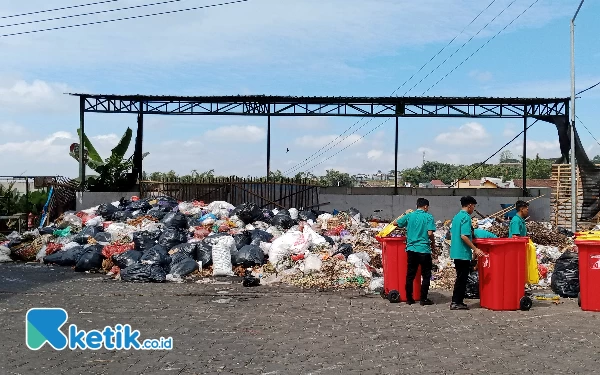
[[1, 262, 599, 375]]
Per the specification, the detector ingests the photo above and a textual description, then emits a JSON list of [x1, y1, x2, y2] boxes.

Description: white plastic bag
[[0, 246, 12, 262], [269, 230, 309, 269], [369, 277, 384, 292], [35, 245, 47, 262], [289, 208, 299, 220], [62, 214, 83, 228], [259, 241, 272, 255], [212, 236, 235, 276], [85, 216, 103, 227], [303, 226, 327, 246], [300, 253, 322, 274], [207, 201, 235, 218], [63, 242, 81, 251]]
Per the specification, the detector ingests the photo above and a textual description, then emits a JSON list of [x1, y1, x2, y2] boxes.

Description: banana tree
[[69, 127, 149, 191]]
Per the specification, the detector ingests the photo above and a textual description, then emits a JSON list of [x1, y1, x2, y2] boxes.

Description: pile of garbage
[[0, 197, 382, 289]]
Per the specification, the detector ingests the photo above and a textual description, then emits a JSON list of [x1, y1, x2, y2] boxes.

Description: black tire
[[388, 290, 400, 303], [578, 293, 581, 308], [520, 296, 532, 311]]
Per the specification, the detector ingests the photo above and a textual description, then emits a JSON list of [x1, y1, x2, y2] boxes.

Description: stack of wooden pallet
[[551, 164, 583, 228]]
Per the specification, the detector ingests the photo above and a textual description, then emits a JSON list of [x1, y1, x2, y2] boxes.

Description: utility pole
[[422, 151, 425, 165], [570, 0, 585, 233]]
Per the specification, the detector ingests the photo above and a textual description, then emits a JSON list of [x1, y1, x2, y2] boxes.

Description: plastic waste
[[271, 212, 295, 229], [333, 243, 353, 259], [0, 246, 11, 262], [161, 212, 188, 229], [158, 227, 188, 250], [74, 245, 104, 272], [551, 251, 579, 298], [120, 263, 166, 283], [300, 253, 322, 274], [233, 203, 263, 225], [73, 226, 102, 245], [140, 245, 171, 268], [53, 227, 72, 237], [113, 250, 143, 269], [212, 236, 235, 276], [233, 244, 264, 267], [97, 203, 119, 220], [133, 231, 160, 252], [233, 231, 253, 250], [168, 252, 199, 276], [112, 210, 133, 222], [43, 245, 87, 266], [465, 271, 480, 299]]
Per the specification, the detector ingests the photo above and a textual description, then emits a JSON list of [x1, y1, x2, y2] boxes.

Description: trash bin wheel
[[519, 296, 532, 311], [578, 293, 581, 307], [388, 290, 400, 303]]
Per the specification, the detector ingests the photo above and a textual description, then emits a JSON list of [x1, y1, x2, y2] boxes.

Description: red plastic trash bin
[[376, 236, 421, 303], [474, 237, 532, 311], [575, 240, 600, 311]]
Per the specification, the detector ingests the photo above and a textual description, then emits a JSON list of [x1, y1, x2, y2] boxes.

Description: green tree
[[592, 155, 600, 164], [319, 169, 354, 187], [499, 150, 515, 163], [70, 127, 149, 191], [526, 154, 552, 179], [400, 167, 424, 185]]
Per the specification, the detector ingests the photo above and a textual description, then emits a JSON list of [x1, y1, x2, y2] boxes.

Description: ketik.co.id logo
[[26, 308, 173, 350]]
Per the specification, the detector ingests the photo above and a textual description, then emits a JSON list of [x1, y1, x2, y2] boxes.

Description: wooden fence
[[140, 177, 320, 210]]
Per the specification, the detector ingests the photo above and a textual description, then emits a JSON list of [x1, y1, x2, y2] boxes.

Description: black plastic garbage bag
[[169, 252, 199, 276], [39, 226, 56, 235], [131, 211, 147, 219], [557, 227, 575, 237], [158, 227, 188, 250], [348, 207, 362, 220], [170, 243, 198, 258], [465, 271, 480, 299], [161, 212, 188, 229], [194, 241, 213, 267], [112, 210, 133, 222], [97, 203, 119, 220], [94, 232, 113, 243], [323, 235, 335, 247], [271, 213, 295, 229], [120, 263, 166, 282], [233, 244, 265, 267], [133, 231, 160, 252], [73, 226, 102, 245], [74, 245, 104, 272], [250, 229, 273, 246], [43, 245, 87, 266], [233, 231, 253, 250], [147, 208, 168, 221], [333, 243, 353, 259], [551, 251, 579, 298], [127, 200, 152, 212], [298, 210, 317, 222], [233, 203, 263, 225], [113, 250, 143, 269], [140, 245, 171, 268], [260, 209, 274, 224]]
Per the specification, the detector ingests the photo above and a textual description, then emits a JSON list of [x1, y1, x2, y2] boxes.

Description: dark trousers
[[452, 259, 472, 304], [406, 251, 433, 301]]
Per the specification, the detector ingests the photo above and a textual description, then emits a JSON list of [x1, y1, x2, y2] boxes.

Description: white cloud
[[0, 79, 75, 113], [503, 124, 517, 137], [435, 122, 490, 146], [469, 70, 493, 83], [204, 125, 266, 143], [91, 134, 120, 145], [295, 134, 362, 149], [367, 149, 383, 160], [0, 122, 26, 136]]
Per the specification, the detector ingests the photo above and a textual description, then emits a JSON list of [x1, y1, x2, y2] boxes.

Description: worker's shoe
[[420, 299, 434, 306], [450, 303, 469, 310], [406, 298, 415, 305]]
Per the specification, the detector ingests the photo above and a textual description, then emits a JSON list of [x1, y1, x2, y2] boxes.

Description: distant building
[[451, 177, 514, 189], [513, 179, 554, 189]]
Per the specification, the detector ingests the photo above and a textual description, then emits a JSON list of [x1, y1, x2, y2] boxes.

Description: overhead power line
[[403, 0, 516, 96], [459, 119, 539, 181], [0, 0, 249, 38], [0, 0, 186, 29], [297, 0, 541, 175], [421, 0, 540, 95], [577, 80, 600, 96], [576, 115, 600, 148], [283, 0, 499, 176], [0, 0, 120, 20]]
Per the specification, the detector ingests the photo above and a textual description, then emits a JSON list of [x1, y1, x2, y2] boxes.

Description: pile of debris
[[0, 198, 581, 295], [0, 197, 382, 290]]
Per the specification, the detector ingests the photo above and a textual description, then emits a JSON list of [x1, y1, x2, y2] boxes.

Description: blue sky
[[0, 0, 599, 178]]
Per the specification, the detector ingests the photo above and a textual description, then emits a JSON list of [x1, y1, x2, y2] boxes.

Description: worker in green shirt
[[508, 200, 529, 238], [395, 198, 437, 306], [450, 196, 485, 310], [471, 218, 498, 239]]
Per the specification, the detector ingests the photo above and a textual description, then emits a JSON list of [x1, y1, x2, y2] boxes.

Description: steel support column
[[394, 116, 399, 194], [79, 96, 85, 191], [523, 115, 527, 196], [267, 115, 271, 180], [134, 101, 144, 183]]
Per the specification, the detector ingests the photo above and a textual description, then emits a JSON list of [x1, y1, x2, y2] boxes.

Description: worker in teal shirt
[[395, 198, 437, 306], [450, 196, 485, 310], [509, 200, 529, 238], [471, 218, 498, 239]]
